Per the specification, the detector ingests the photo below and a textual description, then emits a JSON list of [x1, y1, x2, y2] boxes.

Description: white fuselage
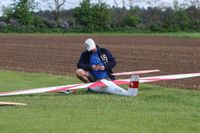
[[91, 78, 139, 96]]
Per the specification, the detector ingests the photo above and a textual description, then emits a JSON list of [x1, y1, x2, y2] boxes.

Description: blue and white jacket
[[77, 45, 116, 80]]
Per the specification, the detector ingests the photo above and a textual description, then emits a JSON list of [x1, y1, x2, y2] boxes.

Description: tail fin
[[127, 75, 139, 96]]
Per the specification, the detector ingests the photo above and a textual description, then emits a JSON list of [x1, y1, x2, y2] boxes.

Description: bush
[[149, 21, 164, 32], [188, 19, 200, 32]]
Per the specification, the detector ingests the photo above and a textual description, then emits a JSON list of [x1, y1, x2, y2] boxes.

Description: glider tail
[[127, 75, 139, 96]]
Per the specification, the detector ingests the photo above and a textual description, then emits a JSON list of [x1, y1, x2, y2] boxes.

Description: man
[[60, 38, 116, 94], [76, 38, 116, 84]]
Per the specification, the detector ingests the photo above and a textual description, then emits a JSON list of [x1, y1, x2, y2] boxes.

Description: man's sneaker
[[72, 89, 77, 93], [87, 88, 93, 92]]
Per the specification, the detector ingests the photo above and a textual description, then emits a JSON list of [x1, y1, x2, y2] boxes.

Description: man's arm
[[104, 49, 116, 70], [77, 53, 92, 70]]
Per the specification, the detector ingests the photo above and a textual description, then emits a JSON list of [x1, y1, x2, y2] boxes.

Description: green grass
[[96, 32, 200, 38], [150, 32, 200, 38], [0, 70, 200, 133], [1, 32, 200, 38]]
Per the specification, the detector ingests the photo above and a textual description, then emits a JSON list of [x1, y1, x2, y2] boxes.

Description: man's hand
[[91, 65, 98, 71], [91, 65, 105, 71], [96, 65, 105, 71]]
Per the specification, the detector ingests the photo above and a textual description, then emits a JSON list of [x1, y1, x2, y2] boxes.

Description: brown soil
[[0, 34, 199, 90]]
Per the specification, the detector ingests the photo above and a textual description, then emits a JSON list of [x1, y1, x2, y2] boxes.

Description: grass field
[[0, 70, 200, 133], [1, 32, 200, 38], [150, 32, 200, 38]]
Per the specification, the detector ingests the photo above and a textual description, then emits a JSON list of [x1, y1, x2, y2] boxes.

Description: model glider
[[0, 70, 199, 97]]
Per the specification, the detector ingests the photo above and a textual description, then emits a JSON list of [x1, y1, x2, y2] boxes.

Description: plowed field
[[0, 34, 199, 89]]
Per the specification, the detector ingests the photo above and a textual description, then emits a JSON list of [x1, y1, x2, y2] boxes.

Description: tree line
[[0, 0, 199, 33]]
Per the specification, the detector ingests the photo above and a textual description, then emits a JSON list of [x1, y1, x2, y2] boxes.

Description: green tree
[[162, 8, 180, 32], [2, 6, 13, 18], [74, 0, 111, 32], [92, 2, 112, 31], [4, 0, 38, 25], [186, 6, 200, 31], [176, 10, 190, 31], [124, 7, 141, 27], [74, 0, 93, 32]]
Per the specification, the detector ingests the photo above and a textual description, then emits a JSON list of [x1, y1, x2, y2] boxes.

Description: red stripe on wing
[[49, 84, 83, 92], [113, 80, 130, 85], [89, 81, 107, 88]]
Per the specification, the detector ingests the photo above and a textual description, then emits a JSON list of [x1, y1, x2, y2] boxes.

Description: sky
[[0, 0, 183, 15]]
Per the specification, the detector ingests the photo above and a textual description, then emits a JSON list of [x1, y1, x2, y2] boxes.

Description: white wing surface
[[0, 73, 199, 96], [112, 69, 160, 76]]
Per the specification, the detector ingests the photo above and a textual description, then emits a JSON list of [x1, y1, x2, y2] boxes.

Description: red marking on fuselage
[[129, 81, 139, 88]]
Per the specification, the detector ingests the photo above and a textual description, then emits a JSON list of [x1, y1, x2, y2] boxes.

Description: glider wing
[[0, 81, 107, 96], [0, 73, 199, 97], [112, 73, 200, 85], [112, 69, 160, 76]]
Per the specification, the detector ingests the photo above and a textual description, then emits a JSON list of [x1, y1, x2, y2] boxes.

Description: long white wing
[[0, 81, 106, 97], [0, 84, 83, 96], [0, 73, 200, 96], [1, 69, 160, 96], [112, 73, 200, 85], [112, 69, 160, 76]]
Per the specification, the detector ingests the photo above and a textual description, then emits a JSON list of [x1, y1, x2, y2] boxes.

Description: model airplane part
[[0, 101, 27, 106], [0, 84, 85, 97], [90, 75, 139, 96], [112, 73, 200, 85], [0, 69, 160, 96], [112, 69, 160, 76], [127, 75, 139, 96], [0, 73, 200, 97]]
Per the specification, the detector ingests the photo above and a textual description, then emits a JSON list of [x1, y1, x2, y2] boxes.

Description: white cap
[[85, 38, 96, 51]]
